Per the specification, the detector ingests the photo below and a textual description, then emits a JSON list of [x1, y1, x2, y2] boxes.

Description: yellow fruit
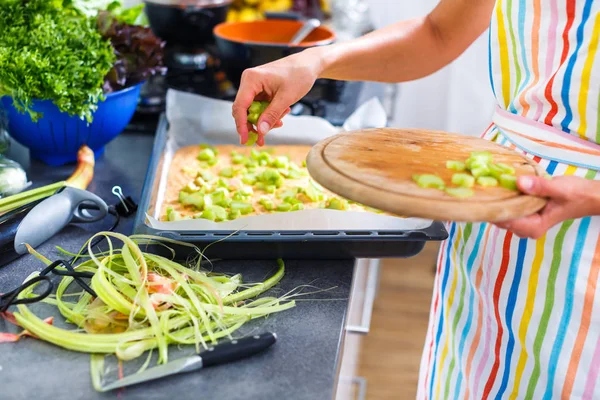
[[226, 9, 238, 22], [259, 0, 292, 12], [238, 7, 263, 21], [245, 0, 261, 5]]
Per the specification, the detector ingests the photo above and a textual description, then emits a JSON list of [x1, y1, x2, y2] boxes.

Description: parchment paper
[[146, 89, 433, 231]]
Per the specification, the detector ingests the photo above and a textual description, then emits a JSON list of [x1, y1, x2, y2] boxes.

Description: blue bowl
[[1, 83, 142, 166]]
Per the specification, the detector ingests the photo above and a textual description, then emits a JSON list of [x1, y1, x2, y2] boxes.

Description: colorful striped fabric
[[417, 0, 600, 399]]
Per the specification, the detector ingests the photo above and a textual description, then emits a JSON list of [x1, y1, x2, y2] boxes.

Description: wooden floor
[[357, 242, 440, 400]]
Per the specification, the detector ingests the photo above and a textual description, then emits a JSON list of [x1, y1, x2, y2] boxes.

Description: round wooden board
[[306, 128, 548, 223]]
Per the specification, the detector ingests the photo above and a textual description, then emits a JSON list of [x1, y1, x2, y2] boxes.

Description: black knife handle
[[200, 332, 277, 368]]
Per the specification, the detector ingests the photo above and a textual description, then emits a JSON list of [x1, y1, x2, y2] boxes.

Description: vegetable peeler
[[0, 187, 108, 267]]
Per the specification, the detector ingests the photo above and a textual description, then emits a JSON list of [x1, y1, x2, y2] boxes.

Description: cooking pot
[[144, 0, 232, 47], [213, 19, 336, 88]]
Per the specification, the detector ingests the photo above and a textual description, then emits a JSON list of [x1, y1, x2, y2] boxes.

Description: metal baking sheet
[[133, 90, 448, 259]]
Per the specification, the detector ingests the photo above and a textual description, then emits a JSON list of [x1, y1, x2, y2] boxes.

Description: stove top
[[126, 46, 364, 134]]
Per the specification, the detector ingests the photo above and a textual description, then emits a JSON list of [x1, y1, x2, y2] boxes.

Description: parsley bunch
[[0, 0, 116, 122]]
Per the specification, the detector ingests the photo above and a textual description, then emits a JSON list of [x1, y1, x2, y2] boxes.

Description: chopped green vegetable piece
[[199, 205, 227, 222], [290, 203, 304, 211], [451, 173, 475, 188], [207, 158, 219, 166], [228, 209, 242, 220], [284, 197, 302, 205], [445, 188, 474, 198], [265, 185, 276, 194], [496, 163, 516, 175], [272, 156, 289, 169], [182, 166, 197, 176], [198, 170, 213, 181], [276, 203, 292, 212], [248, 101, 263, 114], [499, 174, 518, 190], [287, 170, 302, 180], [197, 148, 216, 161], [302, 160, 307, 167], [413, 174, 445, 189], [242, 174, 257, 185], [216, 178, 229, 188], [259, 196, 274, 211], [167, 207, 185, 221], [183, 182, 200, 193], [180, 191, 204, 209], [219, 167, 234, 178], [245, 132, 259, 146], [326, 198, 349, 210], [446, 161, 466, 171], [471, 166, 491, 178], [489, 164, 505, 180], [258, 169, 284, 188], [232, 192, 245, 201], [232, 154, 247, 164], [250, 149, 260, 160], [240, 187, 253, 196], [277, 188, 299, 200], [477, 176, 498, 187], [470, 151, 493, 162], [230, 201, 253, 215]]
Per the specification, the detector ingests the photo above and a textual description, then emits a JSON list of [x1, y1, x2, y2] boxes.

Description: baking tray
[[133, 112, 448, 259]]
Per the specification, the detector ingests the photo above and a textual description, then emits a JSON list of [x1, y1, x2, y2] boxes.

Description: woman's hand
[[494, 175, 600, 239], [231, 48, 324, 146]]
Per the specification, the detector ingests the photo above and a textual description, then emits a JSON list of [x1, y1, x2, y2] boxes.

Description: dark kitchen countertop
[[0, 133, 355, 400]]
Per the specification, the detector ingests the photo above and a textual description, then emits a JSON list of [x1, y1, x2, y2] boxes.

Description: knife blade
[[100, 332, 277, 392]]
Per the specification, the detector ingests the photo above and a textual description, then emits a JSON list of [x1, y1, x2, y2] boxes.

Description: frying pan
[[144, 0, 232, 47]]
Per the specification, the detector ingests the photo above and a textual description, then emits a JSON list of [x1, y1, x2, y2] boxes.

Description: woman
[[232, 0, 600, 398]]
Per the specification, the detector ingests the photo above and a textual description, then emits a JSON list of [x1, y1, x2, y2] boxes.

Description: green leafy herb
[[0, 0, 116, 122]]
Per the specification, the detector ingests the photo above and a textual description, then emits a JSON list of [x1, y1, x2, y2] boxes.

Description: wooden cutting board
[[306, 128, 548, 222]]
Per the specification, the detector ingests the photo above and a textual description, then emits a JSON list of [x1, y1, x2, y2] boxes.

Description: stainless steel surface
[[100, 355, 203, 392], [290, 18, 321, 45], [345, 259, 380, 334]]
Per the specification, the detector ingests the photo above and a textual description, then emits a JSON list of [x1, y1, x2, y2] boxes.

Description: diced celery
[[284, 197, 302, 205], [248, 113, 260, 125], [197, 148, 215, 161], [180, 191, 204, 209], [276, 203, 292, 212], [198, 170, 213, 181], [240, 186, 253, 196], [277, 188, 299, 200], [232, 154, 247, 164], [499, 174, 518, 190], [258, 168, 283, 187], [278, 169, 290, 178], [182, 166, 197, 176], [496, 163, 516, 175], [248, 101, 262, 114], [302, 160, 307, 168], [230, 201, 253, 215], [207, 158, 218, 166], [471, 166, 491, 178], [265, 185, 276, 194], [272, 156, 289, 169], [326, 198, 349, 210], [245, 132, 259, 146], [287, 170, 302, 180], [413, 174, 445, 189], [477, 176, 498, 187], [446, 160, 466, 172], [167, 207, 185, 221], [216, 178, 229, 188], [219, 167, 234, 178], [290, 203, 304, 211], [259, 196, 274, 211], [489, 164, 505, 180], [199, 205, 227, 222], [250, 149, 260, 160], [228, 209, 242, 220], [182, 182, 200, 193], [242, 174, 257, 185], [232, 191, 245, 201], [445, 188, 474, 198], [451, 173, 475, 188]]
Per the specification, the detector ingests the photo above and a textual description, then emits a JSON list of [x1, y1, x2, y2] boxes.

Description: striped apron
[[417, 1, 600, 399]]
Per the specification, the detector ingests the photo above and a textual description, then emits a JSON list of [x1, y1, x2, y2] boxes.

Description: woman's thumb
[[257, 97, 289, 135], [517, 175, 561, 198]]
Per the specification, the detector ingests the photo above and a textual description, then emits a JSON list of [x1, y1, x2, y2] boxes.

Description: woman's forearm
[[312, 0, 496, 83]]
